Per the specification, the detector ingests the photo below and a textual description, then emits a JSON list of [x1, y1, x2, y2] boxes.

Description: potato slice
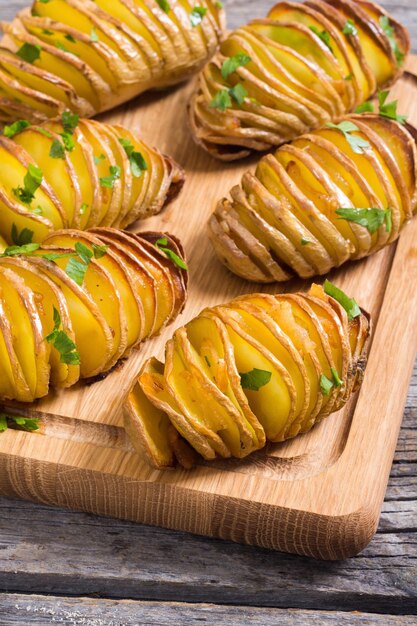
[[0, 266, 50, 400], [25, 255, 112, 378], [0, 293, 33, 402], [0, 256, 80, 388]]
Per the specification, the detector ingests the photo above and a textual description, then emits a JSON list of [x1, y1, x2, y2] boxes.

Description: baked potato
[[189, 0, 409, 159], [0, 227, 188, 402], [124, 282, 370, 468], [0, 0, 225, 122], [0, 113, 185, 244], [209, 112, 417, 282]]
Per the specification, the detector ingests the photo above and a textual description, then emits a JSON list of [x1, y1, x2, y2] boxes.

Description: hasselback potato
[[0, 113, 185, 244], [189, 0, 409, 159], [209, 112, 417, 283], [124, 283, 370, 469], [0, 0, 225, 123], [0, 228, 188, 402]]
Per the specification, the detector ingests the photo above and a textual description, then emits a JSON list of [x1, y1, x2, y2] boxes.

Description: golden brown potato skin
[[0, 228, 188, 402], [189, 0, 409, 160], [124, 284, 371, 469], [0, 0, 225, 123], [0, 116, 185, 245], [209, 114, 417, 283]]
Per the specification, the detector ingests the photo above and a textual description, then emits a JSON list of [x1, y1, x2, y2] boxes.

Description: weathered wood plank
[[0, 492, 415, 614], [1, 595, 417, 626]]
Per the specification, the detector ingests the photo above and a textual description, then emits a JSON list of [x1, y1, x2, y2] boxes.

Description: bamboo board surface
[[1, 58, 417, 561]]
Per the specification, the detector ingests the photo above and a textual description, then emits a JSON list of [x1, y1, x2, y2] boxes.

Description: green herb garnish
[[45, 307, 80, 365], [155, 237, 188, 270], [240, 368, 272, 391], [11, 224, 33, 246], [3, 119, 30, 138], [100, 165, 121, 188], [309, 26, 334, 54], [12, 164, 43, 205], [377, 90, 407, 124], [190, 6, 207, 27], [118, 138, 148, 177], [354, 101, 374, 114], [379, 15, 404, 66], [221, 53, 252, 80], [326, 121, 370, 154], [0, 413, 40, 433], [323, 280, 361, 320], [320, 374, 333, 396], [16, 43, 41, 64], [156, 0, 170, 12], [90, 28, 99, 42], [336, 207, 392, 234], [61, 111, 79, 133], [342, 19, 357, 36]]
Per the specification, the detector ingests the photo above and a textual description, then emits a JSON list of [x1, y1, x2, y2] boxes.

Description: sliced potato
[[189, 1, 408, 159], [125, 284, 370, 467], [209, 114, 416, 283]]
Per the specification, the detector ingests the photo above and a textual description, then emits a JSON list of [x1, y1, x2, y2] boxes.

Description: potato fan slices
[[124, 284, 371, 468], [0, 228, 188, 402], [189, 0, 410, 159], [0, 115, 185, 244], [0, 0, 225, 122], [209, 114, 417, 282]]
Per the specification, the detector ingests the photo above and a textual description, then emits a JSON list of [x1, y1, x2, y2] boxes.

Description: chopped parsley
[[45, 307, 80, 365], [240, 368, 272, 391], [61, 111, 79, 133], [155, 237, 188, 271], [342, 19, 357, 36], [12, 164, 43, 206], [190, 6, 207, 27], [0, 413, 40, 433], [323, 279, 361, 321], [320, 373, 333, 396], [3, 119, 30, 138], [301, 238, 310, 246], [221, 53, 252, 80], [379, 15, 405, 66], [309, 26, 334, 54], [49, 139, 66, 159], [118, 138, 147, 177], [156, 0, 170, 12], [16, 43, 41, 64], [90, 28, 99, 42], [210, 83, 248, 110], [94, 154, 106, 165], [331, 367, 343, 387], [354, 101, 374, 113], [326, 121, 370, 154], [11, 224, 33, 246], [100, 165, 121, 188], [378, 90, 407, 124], [336, 207, 392, 234]]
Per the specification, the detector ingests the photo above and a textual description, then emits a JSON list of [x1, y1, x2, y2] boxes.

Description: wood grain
[[2, 595, 417, 626], [1, 13, 417, 561]]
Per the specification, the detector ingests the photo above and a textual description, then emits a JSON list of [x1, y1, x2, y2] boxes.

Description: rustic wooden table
[[1, 1, 416, 624]]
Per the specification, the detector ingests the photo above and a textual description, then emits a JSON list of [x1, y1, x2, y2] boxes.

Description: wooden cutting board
[[1, 58, 417, 562]]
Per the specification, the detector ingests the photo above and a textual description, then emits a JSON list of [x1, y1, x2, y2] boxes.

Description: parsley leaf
[[65, 34, 77, 43], [100, 165, 121, 188], [229, 83, 247, 105], [118, 138, 148, 177], [326, 121, 370, 154], [221, 53, 252, 80], [309, 26, 334, 54], [354, 101, 374, 113], [61, 111, 79, 133], [342, 19, 357, 36], [378, 90, 407, 124], [2, 243, 40, 257], [301, 238, 310, 246], [156, 0, 170, 12], [90, 27, 99, 42], [12, 164, 43, 205], [37, 127, 53, 138], [190, 6, 207, 27], [49, 138, 66, 159], [94, 154, 105, 165], [336, 207, 392, 234], [331, 367, 343, 387], [323, 280, 361, 320], [0, 413, 40, 433], [240, 368, 272, 391], [45, 306, 80, 365], [155, 237, 188, 270], [379, 15, 405, 66], [16, 43, 41, 64], [3, 119, 30, 138], [320, 374, 333, 396], [209, 89, 232, 111], [11, 224, 33, 246]]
